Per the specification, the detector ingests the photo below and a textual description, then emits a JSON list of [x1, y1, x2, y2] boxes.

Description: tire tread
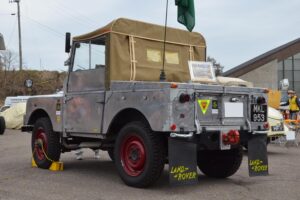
[[114, 121, 165, 188], [0, 116, 5, 135], [32, 117, 61, 169], [197, 147, 243, 178]]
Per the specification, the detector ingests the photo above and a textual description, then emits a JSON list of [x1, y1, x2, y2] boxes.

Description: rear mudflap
[[247, 134, 269, 176], [167, 133, 269, 185], [168, 137, 198, 186]]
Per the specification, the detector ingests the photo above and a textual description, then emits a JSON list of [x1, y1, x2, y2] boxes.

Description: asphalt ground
[[0, 129, 300, 200]]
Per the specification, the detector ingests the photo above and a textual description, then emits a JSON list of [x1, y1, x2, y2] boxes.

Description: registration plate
[[251, 104, 267, 122], [271, 124, 284, 132]]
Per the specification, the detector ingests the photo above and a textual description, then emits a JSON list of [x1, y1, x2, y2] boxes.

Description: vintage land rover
[[22, 18, 269, 187]]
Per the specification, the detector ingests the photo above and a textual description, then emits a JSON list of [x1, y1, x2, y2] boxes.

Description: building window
[[277, 61, 284, 88], [278, 53, 300, 95]]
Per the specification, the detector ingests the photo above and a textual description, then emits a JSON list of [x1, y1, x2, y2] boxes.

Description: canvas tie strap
[[189, 46, 194, 61], [129, 35, 137, 81]]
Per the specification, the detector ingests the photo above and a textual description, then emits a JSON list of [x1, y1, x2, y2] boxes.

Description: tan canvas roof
[[73, 18, 207, 83], [73, 18, 206, 47]]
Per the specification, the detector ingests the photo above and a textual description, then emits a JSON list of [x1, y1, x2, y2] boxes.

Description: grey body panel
[[101, 81, 266, 134], [65, 92, 104, 133], [25, 94, 64, 132], [64, 68, 105, 134], [103, 89, 170, 133], [24, 80, 267, 137]]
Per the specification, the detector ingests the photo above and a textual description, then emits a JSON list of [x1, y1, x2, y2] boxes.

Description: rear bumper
[[267, 131, 286, 137], [253, 130, 269, 134]]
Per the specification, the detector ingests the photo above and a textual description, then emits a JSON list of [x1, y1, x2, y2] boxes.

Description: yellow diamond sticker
[[198, 100, 211, 114]]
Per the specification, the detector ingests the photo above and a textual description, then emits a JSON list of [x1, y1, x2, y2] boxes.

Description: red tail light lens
[[179, 94, 190, 103], [170, 124, 177, 131], [263, 122, 270, 130], [222, 130, 240, 145]]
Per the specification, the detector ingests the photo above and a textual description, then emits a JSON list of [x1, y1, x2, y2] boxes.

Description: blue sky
[[0, 0, 299, 72]]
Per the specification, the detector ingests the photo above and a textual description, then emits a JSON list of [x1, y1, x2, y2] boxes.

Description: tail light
[[256, 96, 266, 104], [222, 130, 240, 145], [284, 111, 289, 120], [170, 83, 178, 88], [263, 122, 270, 130], [264, 88, 270, 94], [170, 124, 177, 131], [179, 93, 190, 103]]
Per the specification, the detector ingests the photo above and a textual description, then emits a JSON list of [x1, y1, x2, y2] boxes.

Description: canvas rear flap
[[109, 34, 206, 82]]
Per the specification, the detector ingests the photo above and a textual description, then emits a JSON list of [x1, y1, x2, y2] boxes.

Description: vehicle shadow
[[60, 156, 256, 191], [63, 159, 117, 175], [243, 146, 292, 156]]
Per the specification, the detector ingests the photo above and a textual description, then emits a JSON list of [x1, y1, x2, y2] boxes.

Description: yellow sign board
[[268, 90, 281, 109], [198, 99, 210, 114]]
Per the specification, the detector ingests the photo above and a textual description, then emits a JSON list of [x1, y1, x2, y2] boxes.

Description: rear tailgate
[[194, 85, 267, 130]]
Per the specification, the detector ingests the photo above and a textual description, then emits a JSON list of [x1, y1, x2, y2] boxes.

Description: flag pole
[[159, 0, 169, 81]]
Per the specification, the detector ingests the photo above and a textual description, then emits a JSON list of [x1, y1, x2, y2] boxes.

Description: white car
[[268, 107, 287, 141], [0, 96, 31, 112], [0, 102, 26, 130]]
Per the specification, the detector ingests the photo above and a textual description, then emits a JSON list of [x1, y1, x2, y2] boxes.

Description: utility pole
[[10, 0, 23, 71]]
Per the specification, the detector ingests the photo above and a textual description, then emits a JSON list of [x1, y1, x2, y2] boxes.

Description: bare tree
[[0, 50, 18, 71], [0, 50, 18, 88], [207, 56, 224, 76]]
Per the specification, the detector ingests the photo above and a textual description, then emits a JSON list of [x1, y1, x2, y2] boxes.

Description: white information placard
[[188, 61, 216, 82], [224, 102, 244, 118]]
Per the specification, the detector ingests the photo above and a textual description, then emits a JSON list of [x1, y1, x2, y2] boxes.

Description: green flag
[[175, 0, 195, 32]]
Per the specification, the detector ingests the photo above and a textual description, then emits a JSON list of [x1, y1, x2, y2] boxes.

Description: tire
[[107, 149, 114, 161], [31, 117, 61, 169], [0, 116, 5, 135], [197, 147, 243, 178], [114, 121, 165, 188]]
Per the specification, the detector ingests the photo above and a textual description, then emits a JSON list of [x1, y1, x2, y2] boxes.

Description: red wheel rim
[[34, 128, 48, 161], [120, 134, 146, 177]]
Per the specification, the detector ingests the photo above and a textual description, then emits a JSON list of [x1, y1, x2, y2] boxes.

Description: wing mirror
[[65, 32, 71, 53]]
